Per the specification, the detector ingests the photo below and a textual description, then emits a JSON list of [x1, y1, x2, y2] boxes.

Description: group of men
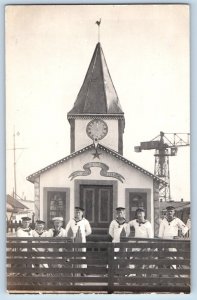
[[16, 205, 189, 241], [109, 205, 189, 242], [16, 206, 92, 241]]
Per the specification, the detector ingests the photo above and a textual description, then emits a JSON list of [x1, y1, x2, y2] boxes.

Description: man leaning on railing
[[126, 208, 154, 277], [14, 216, 33, 276], [109, 207, 130, 244], [32, 220, 49, 269], [47, 217, 66, 269], [158, 206, 188, 239], [65, 206, 92, 278], [158, 205, 189, 271]]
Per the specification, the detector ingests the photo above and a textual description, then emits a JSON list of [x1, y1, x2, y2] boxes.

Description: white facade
[[28, 144, 160, 235]]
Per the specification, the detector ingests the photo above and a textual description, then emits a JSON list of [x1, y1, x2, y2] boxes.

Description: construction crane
[[134, 132, 190, 202]]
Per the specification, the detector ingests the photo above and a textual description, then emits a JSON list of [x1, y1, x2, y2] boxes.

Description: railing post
[[107, 243, 115, 294]]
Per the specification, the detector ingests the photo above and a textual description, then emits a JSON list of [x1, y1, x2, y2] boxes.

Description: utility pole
[[8, 128, 27, 199], [13, 130, 17, 199]]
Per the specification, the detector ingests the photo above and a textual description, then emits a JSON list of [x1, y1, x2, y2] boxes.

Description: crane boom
[[134, 131, 190, 201]]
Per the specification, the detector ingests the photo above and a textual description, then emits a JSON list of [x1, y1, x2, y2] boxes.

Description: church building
[[27, 42, 165, 238]]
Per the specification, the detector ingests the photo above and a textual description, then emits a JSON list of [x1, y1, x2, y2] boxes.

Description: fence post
[[14, 220, 17, 232], [107, 243, 115, 294]]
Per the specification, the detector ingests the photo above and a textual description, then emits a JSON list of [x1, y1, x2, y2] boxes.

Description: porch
[[7, 237, 190, 294]]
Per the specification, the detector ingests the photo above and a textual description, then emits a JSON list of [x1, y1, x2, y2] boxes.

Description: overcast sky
[[6, 4, 190, 202]]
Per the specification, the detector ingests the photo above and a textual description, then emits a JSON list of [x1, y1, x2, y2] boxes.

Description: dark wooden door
[[80, 185, 113, 235]]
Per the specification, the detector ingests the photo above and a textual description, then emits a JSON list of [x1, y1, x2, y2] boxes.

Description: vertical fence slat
[[107, 243, 114, 294]]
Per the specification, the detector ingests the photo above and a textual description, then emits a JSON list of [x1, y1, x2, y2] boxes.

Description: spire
[[68, 43, 124, 116]]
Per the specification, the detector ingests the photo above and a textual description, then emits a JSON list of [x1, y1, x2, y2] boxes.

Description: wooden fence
[[7, 237, 190, 294]]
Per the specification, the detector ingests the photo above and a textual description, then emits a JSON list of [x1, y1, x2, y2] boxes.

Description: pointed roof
[[26, 144, 166, 186], [68, 43, 123, 116]]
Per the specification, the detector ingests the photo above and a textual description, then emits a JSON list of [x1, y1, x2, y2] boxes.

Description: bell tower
[[67, 43, 125, 155]]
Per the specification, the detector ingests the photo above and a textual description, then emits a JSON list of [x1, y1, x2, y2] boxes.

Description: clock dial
[[86, 119, 108, 141]]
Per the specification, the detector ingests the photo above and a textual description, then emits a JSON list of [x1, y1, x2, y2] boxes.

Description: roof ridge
[[83, 43, 99, 112], [26, 143, 166, 185], [99, 43, 108, 113]]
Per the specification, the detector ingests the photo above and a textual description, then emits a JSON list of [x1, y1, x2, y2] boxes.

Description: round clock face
[[86, 119, 108, 141]]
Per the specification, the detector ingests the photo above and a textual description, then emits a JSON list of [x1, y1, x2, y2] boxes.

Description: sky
[[5, 4, 190, 202]]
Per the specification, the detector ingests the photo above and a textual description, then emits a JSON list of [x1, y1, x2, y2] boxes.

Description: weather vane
[[95, 18, 101, 42]]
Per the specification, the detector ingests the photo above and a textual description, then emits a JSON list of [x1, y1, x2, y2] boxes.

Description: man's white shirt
[[65, 218, 92, 242], [47, 227, 66, 237], [32, 230, 48, 237], [128, 219, 153, 238], [109, 219, 130, 242], [158, 217, 188, 239], [16, 227, 33, 237]]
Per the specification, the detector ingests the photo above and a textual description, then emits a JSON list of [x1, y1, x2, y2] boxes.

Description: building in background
[[6, 194, 32, 222]]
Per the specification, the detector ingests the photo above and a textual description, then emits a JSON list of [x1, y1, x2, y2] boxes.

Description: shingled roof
[[68, 43, 123, 116]]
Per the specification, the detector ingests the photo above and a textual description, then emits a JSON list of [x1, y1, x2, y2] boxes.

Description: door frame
[[80, 184, 113, 233], [43, 187, 70, 227], [74, 179, 118, 220], [125, 188, 151, 222]]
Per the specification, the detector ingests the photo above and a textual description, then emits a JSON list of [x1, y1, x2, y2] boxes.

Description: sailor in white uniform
[[109, 207, 130, 275], [15, 217, 33, 272], [128, 208, 153, 238], [128, 208, 153, 275], [65, 207, 92, 242], [32, 220, 48, 237], [158, 206, 188, 239], [47, 217, 66, 237], [16, 216, 33, 237], [32, 220, 48, 268], [109, 207, 130, 242], [47, 217, 67, 268], [65, 207, 92, 273], [186, 214, 191, 238], [158, 206, 188, 270]]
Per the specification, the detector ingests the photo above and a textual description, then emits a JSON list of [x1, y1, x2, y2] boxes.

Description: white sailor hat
[[52, 217, 63, 221]]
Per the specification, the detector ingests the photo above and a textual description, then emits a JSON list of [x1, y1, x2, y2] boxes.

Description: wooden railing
[[7, 237, 190, 293]]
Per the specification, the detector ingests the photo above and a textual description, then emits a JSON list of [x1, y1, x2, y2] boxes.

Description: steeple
[[68, 43, 123, 116], [67, 43, 125, 155]]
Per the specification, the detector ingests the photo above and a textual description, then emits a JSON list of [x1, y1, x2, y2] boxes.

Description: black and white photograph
[[6, 4, 190, 294]]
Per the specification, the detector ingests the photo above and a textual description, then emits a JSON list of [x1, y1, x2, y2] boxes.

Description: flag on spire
[[95, 18, 101, 42], [95, 18, 101, 26]]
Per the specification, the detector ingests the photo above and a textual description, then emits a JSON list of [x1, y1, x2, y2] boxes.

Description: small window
[[47, 191, 66, 227], [129, 192, 147, 220]]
